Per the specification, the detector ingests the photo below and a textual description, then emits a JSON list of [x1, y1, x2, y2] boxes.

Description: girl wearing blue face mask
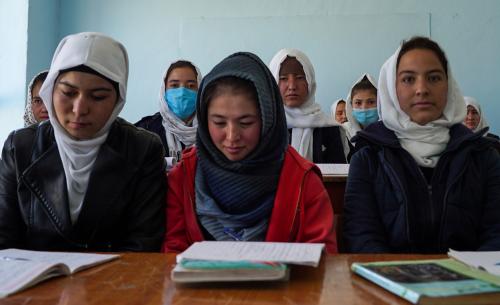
[[136, 60, 202, 168], [344, 74, 378, 141]]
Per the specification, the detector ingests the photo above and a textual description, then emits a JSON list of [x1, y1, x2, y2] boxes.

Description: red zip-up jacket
[[162, 146, 337, 254]]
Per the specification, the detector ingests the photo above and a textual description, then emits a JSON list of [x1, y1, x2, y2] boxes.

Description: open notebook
[[0, 249, 119, 298]]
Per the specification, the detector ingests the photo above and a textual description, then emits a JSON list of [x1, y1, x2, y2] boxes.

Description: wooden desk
[[322, 175, 347, 252], [1, 253, 445, 305]]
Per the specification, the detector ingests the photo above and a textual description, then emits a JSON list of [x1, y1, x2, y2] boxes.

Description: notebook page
[[448, 249, 500, 276], [0, 259, 58, 297], [0, 249, 118, 273], [315, 163, 349, 176], [177, 242, 324, 267]]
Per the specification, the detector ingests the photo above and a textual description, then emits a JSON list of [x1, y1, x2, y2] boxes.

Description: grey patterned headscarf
[[23, 70, 48, 127], [195, 52, 288, 241]]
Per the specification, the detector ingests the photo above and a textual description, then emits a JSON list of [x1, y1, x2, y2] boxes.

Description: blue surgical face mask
[[165, 87, 197, 120], [352, 107, 379, 127]]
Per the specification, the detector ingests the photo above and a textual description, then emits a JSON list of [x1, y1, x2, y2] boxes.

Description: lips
[[68, 121, 90, 129], [412, 101, 433, 108], [224, 146, 244, 154]]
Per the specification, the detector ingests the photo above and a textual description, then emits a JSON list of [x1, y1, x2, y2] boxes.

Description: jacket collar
[[21, 121, 137, 243]]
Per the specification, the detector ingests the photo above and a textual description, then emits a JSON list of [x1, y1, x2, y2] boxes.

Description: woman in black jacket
[[0, 32, 166, 252], [269, 49, 349, 163], [344, 36, 500, 253], [135, 60, 202, 169]]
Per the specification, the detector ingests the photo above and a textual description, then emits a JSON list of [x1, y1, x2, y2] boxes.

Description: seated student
[[343, 73, 378, 141], [269, 49, 349, 163], [330, 99, 347, 124], [344, 36, 500, 253], [463, 96, 500, 140], [135, 60, 202, 168], [0, 32, 166, 252], [163, 52, 337, 253], [23, 70, 49, 127]]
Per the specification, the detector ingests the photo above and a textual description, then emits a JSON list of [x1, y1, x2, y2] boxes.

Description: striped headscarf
[[195, 52, 288, 241]]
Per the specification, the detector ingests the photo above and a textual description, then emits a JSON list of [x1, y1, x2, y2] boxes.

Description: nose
[[226, 123, 240, 142], [72, 95, 90, 117], [415, 77, 429, 96], [287, 76, 297, 90]]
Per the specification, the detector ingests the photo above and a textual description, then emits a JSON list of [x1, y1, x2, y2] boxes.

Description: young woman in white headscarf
[[343, 73, 378, 141], [344, 36, 500, 253], [0, 32, 166, 252], [135, 60, 202, 168], [463, 96, 500, 140], [269, 49, 349, 163], [23, 70, 49, 127], [163, 52, 337, 254], [330, 99, 347, 124]]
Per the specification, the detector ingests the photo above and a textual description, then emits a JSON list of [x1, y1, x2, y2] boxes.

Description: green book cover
[[351, 259, 500, 304]]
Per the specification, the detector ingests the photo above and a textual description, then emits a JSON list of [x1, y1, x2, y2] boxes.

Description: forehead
[[467, 105, 479, 112], [279, 56, 305, 75], [167, 67, 197, 81], [208, 92, 259, 114], [57, 71, 114, 88], [397, 48, 445, 72], [352, 89, 377, 99]]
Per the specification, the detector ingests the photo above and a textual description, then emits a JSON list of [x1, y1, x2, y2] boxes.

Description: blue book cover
[[351, 259, 500, 304]]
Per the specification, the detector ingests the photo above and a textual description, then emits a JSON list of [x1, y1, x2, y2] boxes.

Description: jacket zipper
[[416, 167, 435, 238]]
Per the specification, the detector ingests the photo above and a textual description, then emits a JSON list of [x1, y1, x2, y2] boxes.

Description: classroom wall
[[26, 0, 60, 85], [2, 0, 499, 153], [0, 0, 28, 150], [54, 0, 500, 133]]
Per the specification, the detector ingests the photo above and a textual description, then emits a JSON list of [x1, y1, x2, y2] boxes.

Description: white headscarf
[[269, 48, 337, 161], [463, 96, 489, 133], [344, 73, 378, 140], [158, 60, 202, 159], [378, 45, 466, 168], [39, 32, 129, 224], [330, 99, 346, 124], [23, 70, 49, 127]]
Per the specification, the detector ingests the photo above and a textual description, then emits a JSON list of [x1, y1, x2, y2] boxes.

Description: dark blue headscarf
[[195, 52, 288, 241]]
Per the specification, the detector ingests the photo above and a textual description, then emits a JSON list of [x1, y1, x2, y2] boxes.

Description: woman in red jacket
[[162, 52, 337, 253]]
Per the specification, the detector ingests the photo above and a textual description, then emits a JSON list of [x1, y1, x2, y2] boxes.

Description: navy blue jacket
[[344, 121, 500, 253], [135, 113, 169, 153]]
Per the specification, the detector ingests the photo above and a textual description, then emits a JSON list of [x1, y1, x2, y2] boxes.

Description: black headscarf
[[195, 52, 288, 241]]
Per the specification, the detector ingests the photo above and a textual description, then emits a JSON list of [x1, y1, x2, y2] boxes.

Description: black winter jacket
[[288, 126, 349, 163], [344, 121, 500, 253], [0, 118, 166, 252], [135, 112, 189, 158]]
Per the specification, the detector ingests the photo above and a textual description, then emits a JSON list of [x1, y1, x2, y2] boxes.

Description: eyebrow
[[398, 69, 445, 75], [57, 81, 113, 92], [168, 79, 197, 83], [209, 114, 258, 119]]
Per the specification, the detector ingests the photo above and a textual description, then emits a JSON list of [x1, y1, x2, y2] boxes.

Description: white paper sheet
[[177, 241, 325, 267], [315, 163, 349, 177], [448, 249, 500, 276]]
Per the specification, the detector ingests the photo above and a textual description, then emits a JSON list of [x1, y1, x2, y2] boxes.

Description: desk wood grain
[[0, 253, 445, 305]]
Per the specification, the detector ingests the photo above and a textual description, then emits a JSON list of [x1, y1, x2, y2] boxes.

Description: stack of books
[[171, 241, 325, 283]]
